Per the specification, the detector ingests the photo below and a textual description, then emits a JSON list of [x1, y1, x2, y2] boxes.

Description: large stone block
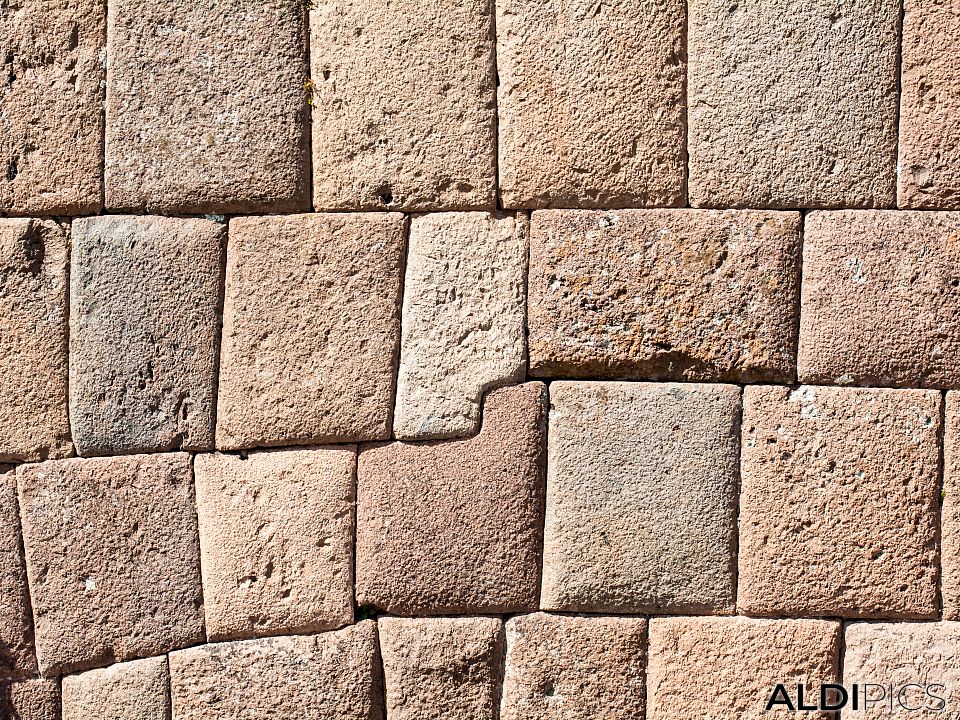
[[356, 383, 546, 615], [69, 216, 223, 456], [62, 656, 169, 720], [0, 472, 34, 679], [217, 213, 404, 449], [542, 381, 739, 613], [17, 453, 204, 675]]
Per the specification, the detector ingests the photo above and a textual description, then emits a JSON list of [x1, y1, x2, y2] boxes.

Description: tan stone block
[[1, 472, 34, 679], [739, 386, 940, 619], [843, 622, 960, 716], [104, 0, 309, 213], [309, 0, 496, 211], [798, 210, 960, 388], [168, 622, 383, 720], [542, 381, 739, 613], [217, 213, 404, 450], [356, 382, 546, 614], [0, 219, 71, 463], [942, 391, 960, 620], [688, 0, 899, 208], [17, 453, 204, 675], [495, 0, 685, 209], [69, 216, 223, 456], [646, 617, 840, 720], [528, 209, 801, 382], [899, 0, 960, 208], [0, 678, 59, 720], [500, 613, 646, 720], [194, 448, 355, 641], [394, 212, 526, 440], [62, 656, 169, 720], [1, 0, 103, 215], [379, 617, 503, 720]]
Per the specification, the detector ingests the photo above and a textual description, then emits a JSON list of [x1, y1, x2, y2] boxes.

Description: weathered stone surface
[[379, 617, 503, 720], [194, 448, 355, 641], [217, 213, 404, 450], [687, 0, 899, 208], [942, 392, 960, 620], [0, 678, 59, 720], [0, 219, 71, 462], [739, 386, 940, 619], [168, 622, 382, 720], [500, 613, 647, 720], [394, 212, 526, 440], [62, 656, 169, 720], [843, 622, 960, 715], [17, 453, 204, 675], [647, 617, 840, 720], [0, 471, 34, 679], [798, 210, 960, 388], [542, 381, 739, 613], [1, 0, 104, 215], [496, 0, 685, 209], [528, 209, 801, 381], [899, 0, 960, 208], [356, 382, 546, 614], [310, 0, 496, 211], [70, 216, 223, 456], [104, 0, 308, 213]]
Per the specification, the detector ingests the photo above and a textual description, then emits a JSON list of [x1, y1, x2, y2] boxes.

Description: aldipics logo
[[765, 683, 948, 713]]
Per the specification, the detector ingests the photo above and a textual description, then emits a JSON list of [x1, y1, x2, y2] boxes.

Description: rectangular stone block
[[104, 0, 309, 213], [168, 623, 382, 720], [310, 0, 496, 211], [943, 391, 960, 620], [217, 213, 404, 450], [798, 211, 960, 388], [543, 381, 739, 614], [647, 617, 840, 720], [62, 656, 168, 720], [739, 386, 940, 619], [501, 613, 647, 720], [379, 617, 503, 720], [899, 0, 960, 208], [844, 622, 960, 715], [17, 453, 204, 675], [0, 219, 71, 462], [495, 0, 685, 209], [0, 678, 59, 720], [528, 209, 801, 382], [1, 0, 104, 215], [688, 0, 899, 208], [394, 212, 526, 440], [1, 472, 34, 679], [194, 448, 355, 641], [356, 383, 546, 615]]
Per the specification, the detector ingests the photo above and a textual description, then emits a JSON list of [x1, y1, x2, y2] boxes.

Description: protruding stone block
[[62, 656, 169, 720]]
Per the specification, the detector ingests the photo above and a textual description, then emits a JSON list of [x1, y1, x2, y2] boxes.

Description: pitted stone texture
[[1, 0, 103, 215], [394, 212, 526, 440], [496, 0, 685, 209], [647, 617, 840, 720], [799, 211, 960, 389], [104, 0, 308, 214], [310, 0, 496, 211], [0, 219, 71, 462], [942, 392, 960, 620], [843, 623, 960, 716], [1, 472, 34, 678], [217, 213, 404, 450], [0, 679, 59, 720], [70, 216, 223, 456], [379, 617, 504, 720], [17, 453, 204, 675], [356, 382, 546, 615], [169, 622, 382, 720], [739, 386, 940, 619], [543, 382, 739, 614], [899, 0, 960, 208], [62, 656, 169, 720], [528, 209, 801, 382], [194, 448, 355, 641], [500, 613, 647, 720], [688, 0, 899, 208]]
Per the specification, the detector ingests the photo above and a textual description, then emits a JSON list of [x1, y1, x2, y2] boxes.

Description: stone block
[[0, 678, 59, 720], [62, 656, 169, 720], [0, 471, 34, 678]]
